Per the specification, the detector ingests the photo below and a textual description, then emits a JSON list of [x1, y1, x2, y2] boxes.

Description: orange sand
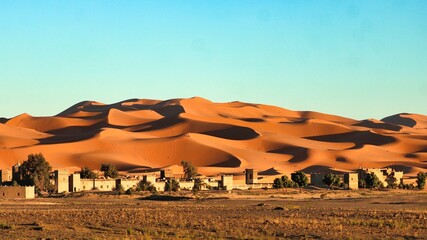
[[0, 97, 425, 177]]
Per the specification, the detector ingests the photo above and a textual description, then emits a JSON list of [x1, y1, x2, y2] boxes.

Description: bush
[[100, 163, 118, 178], [365, 173, 383, 189], [192, 178, 204, 194], [125, 188, 134, 195], [416, 172, 426, 189], [164, 178, 180, 192], [136, 180, 157, 193], [80, 167, 98, 179], [291, 171, 308, 188], [181, 160, 197, 180], [323, 173, 341, 189], [273, 178, 283, 189]]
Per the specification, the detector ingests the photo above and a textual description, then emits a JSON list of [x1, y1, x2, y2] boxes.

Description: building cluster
[[309, 168, 404, 189], [0, 162, 405, 199]]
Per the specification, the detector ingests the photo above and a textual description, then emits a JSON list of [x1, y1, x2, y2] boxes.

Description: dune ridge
[[0, 97, 426, 177]]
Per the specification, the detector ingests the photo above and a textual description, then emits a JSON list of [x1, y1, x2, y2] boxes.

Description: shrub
[[137, 180, 157, 193], [416, 172, 426, 189], [80, 167, 98, 179], [365, 173, 383, 189], [273, 178, 283, 189], [291, 171, 308, 188], [323, 173, 341, 189], [100, 163, 118, 178], [165, 178, 180, 192], [125, 188, 134, 195], [181, 160, 197, 180]]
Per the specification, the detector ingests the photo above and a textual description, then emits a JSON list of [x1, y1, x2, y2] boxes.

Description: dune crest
[[0, 97, 425, 176]]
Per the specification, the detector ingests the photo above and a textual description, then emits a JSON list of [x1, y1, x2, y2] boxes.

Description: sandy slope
[[0, 97, 426, 177]]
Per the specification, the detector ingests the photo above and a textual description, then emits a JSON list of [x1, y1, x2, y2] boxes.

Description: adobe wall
[[117, 179, 139, 191], [221, 175, 233, 190], [0, 186, 35, 199]]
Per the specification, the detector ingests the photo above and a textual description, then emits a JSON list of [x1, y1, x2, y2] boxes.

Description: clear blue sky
[[1, 0, 426, 120]]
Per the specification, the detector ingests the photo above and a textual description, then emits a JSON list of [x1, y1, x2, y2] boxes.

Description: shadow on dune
[[336, 157, 349, 163], [384, 165, 414, 174], [353, 120, 402, 131], [237, 118, 265, 122], [300, 165, 343, 174], [208, 156, 241, 168], [382, 114, 417, 128], [306, 131, 396, 149], [268, 147, 309, 163], [134, 117, 186, 132], [202, 126, 259, 140], [259, 168, 281, 176], [0, 118, 7, 124], [37, 121, 108, 144]]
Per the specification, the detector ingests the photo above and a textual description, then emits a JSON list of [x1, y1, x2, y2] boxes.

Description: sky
[[0, 0, 426, 120]]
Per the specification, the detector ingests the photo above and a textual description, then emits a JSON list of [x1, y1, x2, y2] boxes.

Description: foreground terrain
[[0, 189, 426, 239], [0, 97, 426, 177]]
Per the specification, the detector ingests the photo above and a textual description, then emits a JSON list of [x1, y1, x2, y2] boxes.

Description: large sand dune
[[0, 97, 426, 177]]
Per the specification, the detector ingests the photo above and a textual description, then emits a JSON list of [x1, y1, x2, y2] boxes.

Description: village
[[0, 155, 422, 200]]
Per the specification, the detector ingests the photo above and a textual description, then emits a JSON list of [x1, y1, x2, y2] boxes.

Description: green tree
[[416, 172, 426, 189], [291, 171, 309, 188], [164, 178, 180, 192], [386, 175, 398, 189], [100, 163, 118, 178], [273, 178, 283, 189], [181, 160, 197, 180], [365, 172, 383, 189], [80, 167, 98, 179], [281, 175, 295, 188], [323, 173, 341, 189], [19, 153, 53, 194]]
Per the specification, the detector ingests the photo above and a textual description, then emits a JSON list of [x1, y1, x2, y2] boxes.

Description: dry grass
[[0, 190, 425, 239]]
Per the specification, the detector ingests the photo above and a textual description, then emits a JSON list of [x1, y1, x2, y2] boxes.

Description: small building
[[245, 169, 258, 184], [221, 175, 233, 190], [69, 173, 81, 192], [357, 168, 403, 187], [0, 186, 35, 199], [54, 170, 69, 193], [0, 169, 12, 184], [344, 173, 358, 190]]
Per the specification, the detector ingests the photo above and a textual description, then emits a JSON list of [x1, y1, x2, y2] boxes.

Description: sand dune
[[0, 97, 426, 177]]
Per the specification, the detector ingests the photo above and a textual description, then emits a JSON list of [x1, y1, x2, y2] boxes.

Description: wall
[[81, 179, 94, 191], [93, 179, 116, 191], [117, 179, 139, 191], [0, 186, 35, 199], [221, 175, 233, 190]]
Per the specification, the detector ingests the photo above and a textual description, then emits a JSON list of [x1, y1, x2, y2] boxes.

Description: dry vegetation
[[0, 189, 426, 239]]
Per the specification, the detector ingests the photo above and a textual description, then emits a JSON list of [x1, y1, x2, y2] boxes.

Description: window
[[2, 193, 4, 196], [17, 193, 20, 196]]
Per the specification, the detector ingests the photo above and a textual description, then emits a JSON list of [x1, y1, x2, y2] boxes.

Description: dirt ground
[[0, 189, 426, 239]]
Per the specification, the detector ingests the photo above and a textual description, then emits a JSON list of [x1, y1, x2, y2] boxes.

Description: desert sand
[[0, 97, 426, 177]]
